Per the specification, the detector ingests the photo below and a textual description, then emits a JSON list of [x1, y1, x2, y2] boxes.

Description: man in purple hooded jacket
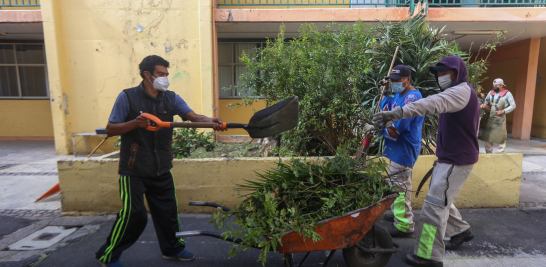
[[373, 55, 480, 267]]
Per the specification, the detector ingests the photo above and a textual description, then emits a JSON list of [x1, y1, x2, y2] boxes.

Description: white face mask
[[438, 74, 453, 91], [147, 71, 170, 92]]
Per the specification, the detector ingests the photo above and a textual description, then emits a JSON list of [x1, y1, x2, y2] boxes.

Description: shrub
[[234, 14, 501, 156]]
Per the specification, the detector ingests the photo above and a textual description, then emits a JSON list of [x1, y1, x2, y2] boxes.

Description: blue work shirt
[[109, 91, 193, 123], [380, 89, 424, 168]]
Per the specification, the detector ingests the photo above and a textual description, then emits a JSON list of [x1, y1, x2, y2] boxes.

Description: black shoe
[[405, 254, 443, 267], [383, 211, 394, 222], [388, 224, 413, 237], [445, 229, 474, 250]]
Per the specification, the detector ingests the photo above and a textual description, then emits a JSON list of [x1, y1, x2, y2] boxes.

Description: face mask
[[147, 71, 170, 92], [493, 87, 500, 93], [391, 79, 406, 94], [438, 74, 453, 91]]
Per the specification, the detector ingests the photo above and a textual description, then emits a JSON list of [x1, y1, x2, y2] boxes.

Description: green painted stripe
[[393, 192, 410, 232], [417, 223, 438, 259], [100, 176, 129, 263], [110, 176, 132, 262], [170, 171, 185, 245]]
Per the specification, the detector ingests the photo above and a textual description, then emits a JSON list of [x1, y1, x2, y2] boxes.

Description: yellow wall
[[531, 37, 546, 138], [41, 0, 214, 155], [218, 99, 267, 136], [481, 58, 519, 133], [58, 153, 522, 214], [0, 100, 53, 137]]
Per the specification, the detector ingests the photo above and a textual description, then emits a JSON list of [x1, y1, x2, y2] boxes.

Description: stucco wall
[[218, 99, 267, 136], [58, 153, 522, 214], [0, 100, 54, 138], [40, 0, 214, 155]]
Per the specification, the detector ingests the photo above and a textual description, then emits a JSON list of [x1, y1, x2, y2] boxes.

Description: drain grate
[[0, 164, 19, 170], [0, 172, 58, 176], [8, 226, 78, 250]]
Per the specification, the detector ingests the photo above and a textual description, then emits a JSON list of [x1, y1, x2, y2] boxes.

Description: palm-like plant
[[237, 13, 498, 156]]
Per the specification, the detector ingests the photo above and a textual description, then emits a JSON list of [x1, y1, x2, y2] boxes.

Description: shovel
[[140, 96, 299, 138]]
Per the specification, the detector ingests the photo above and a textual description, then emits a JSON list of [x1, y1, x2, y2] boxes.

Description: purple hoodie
[[435, 56, 480, 165]]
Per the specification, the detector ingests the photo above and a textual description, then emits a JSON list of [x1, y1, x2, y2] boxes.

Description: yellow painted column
[[41, 0, 72, 154], [512, 38, 541, 140], [199, 0, 214, 119]]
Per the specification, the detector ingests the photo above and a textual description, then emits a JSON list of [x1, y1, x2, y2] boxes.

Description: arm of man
[[401, 83, 472, 119], [175, 95, 225, 131], [392, 93, 421, 133], [503, 91, 516, 114], [105, 92, 150, 136]]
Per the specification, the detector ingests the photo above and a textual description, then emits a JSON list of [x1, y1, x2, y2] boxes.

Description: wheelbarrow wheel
[[342, 224, 393, 267]]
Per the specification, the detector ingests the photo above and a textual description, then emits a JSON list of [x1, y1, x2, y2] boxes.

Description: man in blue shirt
[[379, 65, 424, 237], [95, 55, 224, 267]]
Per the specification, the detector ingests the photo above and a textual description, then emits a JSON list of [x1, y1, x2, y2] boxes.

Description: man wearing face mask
[[479, 78, 515, 153], [377, 65, 424, 238], [373, 55, 480, 267], [95, 55, 225, 267]]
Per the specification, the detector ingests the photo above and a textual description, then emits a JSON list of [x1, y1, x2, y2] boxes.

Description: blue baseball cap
[[388, 65, 411, 80]]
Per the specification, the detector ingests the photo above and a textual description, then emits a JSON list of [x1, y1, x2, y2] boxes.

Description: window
[[218, 42, 264, 98], [0, 44, 48, 99]]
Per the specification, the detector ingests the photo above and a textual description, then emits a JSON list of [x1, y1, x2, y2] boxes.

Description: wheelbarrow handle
[[139, 113, 227, 131]]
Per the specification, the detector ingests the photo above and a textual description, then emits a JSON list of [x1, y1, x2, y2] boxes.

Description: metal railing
[[0, 0, 39, 7], [427, 0, 545, 7], [217, 0, 545, 7]]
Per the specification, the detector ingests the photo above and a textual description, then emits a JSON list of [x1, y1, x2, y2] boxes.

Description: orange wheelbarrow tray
[[176, 193, 402, 267]]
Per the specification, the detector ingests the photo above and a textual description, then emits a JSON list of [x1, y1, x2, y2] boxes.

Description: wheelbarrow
[[176, 193, 401, 267]]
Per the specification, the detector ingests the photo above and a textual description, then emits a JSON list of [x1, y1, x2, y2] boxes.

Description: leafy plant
[[211, 148, 394, 265], [232, 13, 501, 156], [172, 128, 217, 158]]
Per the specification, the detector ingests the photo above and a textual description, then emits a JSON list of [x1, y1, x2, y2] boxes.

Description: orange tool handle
[[139, 113, 226, 131]]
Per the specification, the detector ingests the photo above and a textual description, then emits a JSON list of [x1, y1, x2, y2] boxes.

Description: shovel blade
[[246, 96, 299, 138]]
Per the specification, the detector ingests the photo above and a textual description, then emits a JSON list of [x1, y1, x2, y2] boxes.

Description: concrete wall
[[40, 0, 215, 155], [218, 99, 266, 136], [58, 153, 522, 214], [0, 100, 54, 138], [480, 38, 542, 139]]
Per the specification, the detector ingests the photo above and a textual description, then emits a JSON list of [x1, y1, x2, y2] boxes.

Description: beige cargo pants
[[388, 161, 415, 233], [485, 141, 506, 153], [413, 162, 473, 262]]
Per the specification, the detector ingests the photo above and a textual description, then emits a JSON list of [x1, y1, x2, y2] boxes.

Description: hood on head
[[429, 55, 472, 91]]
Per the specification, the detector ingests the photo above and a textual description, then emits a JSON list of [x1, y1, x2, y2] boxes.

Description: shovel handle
[[139, 113, 226, 131]]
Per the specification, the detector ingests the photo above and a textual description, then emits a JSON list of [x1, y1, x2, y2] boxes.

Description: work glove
[[363, 123, 375, 135], [372, 106, 403, 129]]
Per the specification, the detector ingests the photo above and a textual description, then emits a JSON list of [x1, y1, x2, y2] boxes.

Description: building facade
[[1, 0, 545, 154]]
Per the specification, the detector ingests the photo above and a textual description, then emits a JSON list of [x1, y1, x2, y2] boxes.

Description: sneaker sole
[[162, 255, 196, 262]]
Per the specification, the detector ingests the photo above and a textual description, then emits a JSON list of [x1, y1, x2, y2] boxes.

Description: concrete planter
[[58, 153, 522, 214]]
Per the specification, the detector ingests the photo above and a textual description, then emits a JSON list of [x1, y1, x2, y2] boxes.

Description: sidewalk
[[0, 137, 545, 267]]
